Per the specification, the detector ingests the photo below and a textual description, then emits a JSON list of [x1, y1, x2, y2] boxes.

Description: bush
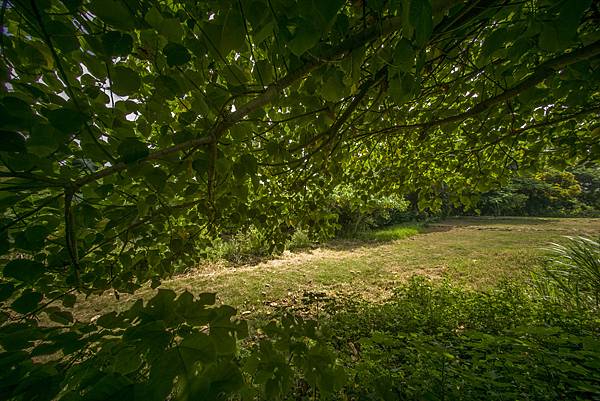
[[329, 185, 410, 237], [285, 228, 313, 251], [206, 226, 271, 263]]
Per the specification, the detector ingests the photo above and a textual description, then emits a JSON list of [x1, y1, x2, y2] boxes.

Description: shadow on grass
[[430, 216, 559, 227], [207, 217, 564, 268]]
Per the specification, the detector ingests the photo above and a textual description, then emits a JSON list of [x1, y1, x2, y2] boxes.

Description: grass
[[73, 217, 600, 323], [355, 223, 421, 241]]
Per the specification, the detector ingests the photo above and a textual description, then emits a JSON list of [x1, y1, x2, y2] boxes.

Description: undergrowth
[[321, 277, 600, 400]]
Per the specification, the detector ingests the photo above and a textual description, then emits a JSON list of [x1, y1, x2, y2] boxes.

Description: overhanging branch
[[369, 40, 600, 137]]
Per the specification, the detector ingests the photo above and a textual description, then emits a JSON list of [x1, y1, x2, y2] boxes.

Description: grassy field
[[75, 217, 600, 322]]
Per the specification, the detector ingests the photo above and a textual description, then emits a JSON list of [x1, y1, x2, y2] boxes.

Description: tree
[[478, 170, 583, 216], [0, 0, 599, 399]]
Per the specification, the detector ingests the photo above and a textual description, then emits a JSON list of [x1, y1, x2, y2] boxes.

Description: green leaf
[[144, 167, 168, 190], [254, 59, 274, 85], [117, 138, 149, 163], [111, 66, 141, 96], [312, 0, 344, 29], [179, 332, 217, 364], [101, 31, 133, 57], [221, 8, 246, 55], [410, 0, 433, 46], [480, 28, 507, 62], [388, 73, 417, 105], [46, 21, 80, 53], [61, 0, 82, 12], [241, 154, 258, 175], [539, 23, 560, 52], [0, 131, 26, 152], [288, 22, 320, 57], [24, 225, 50, 251], [321, 68, 348, 102], [48, 310, 74, 324], [28, 123, 61, 155], [144, 7, 163, 28], [0, 283, 15, 302], [46, 108, 87, 133], [3, 95, 31, 116], [62, 293, 77, 308], [198, 292, 216, 305], [557, 0, 591, 41], [10, 290, 43, 314], [393, 39, 415, 72], [3, 259, 45, 283], [89, 0, 134, 29], [159, 18, 184, 43], [201, 362, 244, 398], [113, 347, 142, 374], [205, 84, 230, 111], [163, 43, 191, 67], [83, 373, 132, 400], [97, 311, 121, 328]]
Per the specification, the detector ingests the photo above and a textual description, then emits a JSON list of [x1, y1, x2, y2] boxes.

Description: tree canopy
[[1, 0, 599, 398]]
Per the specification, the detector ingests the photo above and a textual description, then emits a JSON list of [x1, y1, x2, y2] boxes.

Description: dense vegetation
[[476, 164, 600, 217], [1, 0, 599, 399]]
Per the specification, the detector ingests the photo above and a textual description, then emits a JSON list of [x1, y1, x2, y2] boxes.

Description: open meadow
[[75, 217, 600, 322]]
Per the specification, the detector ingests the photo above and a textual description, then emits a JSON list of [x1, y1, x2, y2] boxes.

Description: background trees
[[0, 0, 599, 399]]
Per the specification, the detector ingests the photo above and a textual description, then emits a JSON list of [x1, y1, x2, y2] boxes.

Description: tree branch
[[370, 40, 600, 137]]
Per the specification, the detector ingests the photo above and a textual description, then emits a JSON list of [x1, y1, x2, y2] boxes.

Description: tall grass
[[535, 236, 600, 307]]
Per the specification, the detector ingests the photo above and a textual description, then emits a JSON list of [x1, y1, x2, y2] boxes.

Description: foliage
[[242, 313, 345, 400], [534, 235, 600, 308], [571, 164, 600, 211], [285, 228, 313, 251], [330, 185, 410, 236], [477, 168, 598, 216], [205, 226, 271, 264], [325, 277, 600, 401], [0, 287, 344, 401], [0, 289, 250, 400], [1, 0, 599, 399]]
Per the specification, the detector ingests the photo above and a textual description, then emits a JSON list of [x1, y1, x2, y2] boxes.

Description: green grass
[[73, 217, 600, 323], [356, 223, 421, 241]]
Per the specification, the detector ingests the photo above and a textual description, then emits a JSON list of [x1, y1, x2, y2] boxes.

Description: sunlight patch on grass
[[358, 224, 421, 241]]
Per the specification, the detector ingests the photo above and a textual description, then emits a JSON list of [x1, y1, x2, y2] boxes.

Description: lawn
[[74, 217, 600, 322]]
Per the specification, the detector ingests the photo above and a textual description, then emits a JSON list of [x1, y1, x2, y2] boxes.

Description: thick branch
[[373, 40, 600, 136], [74, 135, 215, 188]]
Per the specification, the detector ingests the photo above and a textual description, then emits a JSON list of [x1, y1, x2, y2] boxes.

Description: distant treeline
[[476, 165, 600, 217]]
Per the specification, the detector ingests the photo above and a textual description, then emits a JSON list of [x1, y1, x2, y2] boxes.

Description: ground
[[75, 217, 600, 322]]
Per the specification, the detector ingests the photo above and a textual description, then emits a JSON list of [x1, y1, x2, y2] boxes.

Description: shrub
[[206, 226, 271, 263], [329, 185, 410, 237], [285, 228, 313, 251]]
